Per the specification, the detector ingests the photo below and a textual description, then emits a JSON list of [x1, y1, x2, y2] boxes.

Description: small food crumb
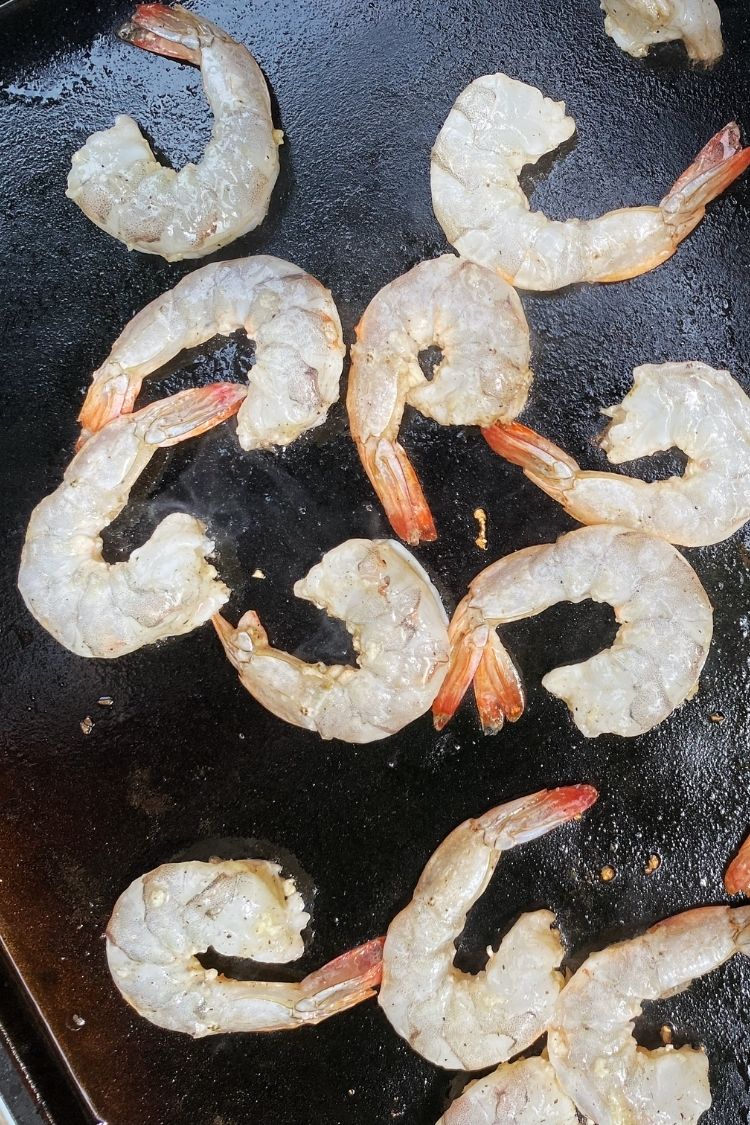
[[347, 1090, 356, 1097], [473, 507, 487, 550], [72, 1014, 85, 1028], [600, 864, 616, 882], [80, 716, 94, 736], [710, 711, 725, 723], [660, 1025, 673, 1045], [97, 696, 114, 707], [251, 569, 266, 579], [644, 854, 661, 875]]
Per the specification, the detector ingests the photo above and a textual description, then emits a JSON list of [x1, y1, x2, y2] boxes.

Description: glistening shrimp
[[431, 72, 749, 290], [436, 1057, 579, 1124], [213, 539, 449, 743], [67, 4, 282, 259], [18, 384, 245, 658], [485, 362, 750, 547], [433, 525, 713, 738], [77, 256, 344, 452], [106, 858, 384, 1036], [378, 785, 598, 1070], [601, 0, 723, 65], [347, 255, 532, 544]]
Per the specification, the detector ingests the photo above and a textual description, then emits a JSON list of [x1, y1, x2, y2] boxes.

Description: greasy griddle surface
[[1, 1, 750, 1121]]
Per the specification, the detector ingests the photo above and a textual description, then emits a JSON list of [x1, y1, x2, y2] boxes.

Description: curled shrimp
[[433, 524, 713, 738], [484, 362, 750, 547], [77, 256, 344, 452], [18, 384, 245, 658], [431, 73, 750, 290], [436, 1057, 579, 1124], [347, 255, 532, 544], [213, 539, 449, 743], [378, 785, 598, 1070], [106, 858, 384, 1036], [602, 0, 723, 64], [548, 905, 750, 1124], [67, 4, 282, 260]]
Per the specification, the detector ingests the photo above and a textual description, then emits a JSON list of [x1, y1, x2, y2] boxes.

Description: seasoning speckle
[[600, 864, 616, 882], [97, 695, 114, 707], [80, 716, 93, 735], [710, 711, 725, 723], [474, 507, 487, 550], [252, 569, 266, 579], [644, 854, 661, 875], [660, 1025, 673, 1045]]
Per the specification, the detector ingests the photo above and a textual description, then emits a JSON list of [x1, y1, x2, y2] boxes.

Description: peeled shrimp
[[213, 539, 449, 743], [485, 362, 750, 547], [725, 833, 750, 895], [378, 785, 598, 1070], [67, 4, 281, 260], [18, 384, 244, 658], [436, 1057, 579, 1125], [602, 0, 723, 64], [431, 73, 750, 290], [77, 256, 345, 452], [347, 255, 532, 544], [548, 905, 750, 1124], [433, 524, 712, 738], [106, 858, 384, 1036]]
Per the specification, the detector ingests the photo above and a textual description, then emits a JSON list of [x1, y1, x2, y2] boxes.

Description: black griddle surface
[[1, 1, 750, 1122]]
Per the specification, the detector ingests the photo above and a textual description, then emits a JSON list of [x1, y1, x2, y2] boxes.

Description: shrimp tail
[[294, 936, 385, 1024], [661, 122, 750, 238], [473, 632, 525, 733], [482, 421, 579, 503], [119, 4, 204, 65], [725, 832, 750, 896], [357, 436, 437, 545], [212, 609, 268, 669], [78, 366, 140, 450], [138, 382, 247, 447], [477, 785, 599, 849], [432, 599, 488, 730]]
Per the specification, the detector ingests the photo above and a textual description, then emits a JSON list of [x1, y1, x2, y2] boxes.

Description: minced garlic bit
[[80, 716, 94, 735], [473, 507, 488, 550], [251, 568, 266, 579], [644, 854, 661, 875], [97, 695, 114, 707], [710, 711, 725, 723], [599, 864, 616, 882], [660, 1024, 673, 1045]]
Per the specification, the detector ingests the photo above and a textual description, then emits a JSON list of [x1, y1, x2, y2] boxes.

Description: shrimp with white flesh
[[378, 785, 598, 1070], [436, 1057, 580, 1125], [725, 833, 750, 896], [213, 539, 449, 743], [548, 905, 750, 1124], [77, 256, 344, 452], [18, 384, 245, 658], [433, 525, 712, 738], [485, 362, 750, 547], [602, 0, 723, 65], [431, 73, 750, 290], [106, 858, 384, 1036], [67, 4, 281, 260], [347, 255, 532, 544]]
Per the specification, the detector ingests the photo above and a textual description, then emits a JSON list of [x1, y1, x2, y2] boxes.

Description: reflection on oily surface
[[1, 0, 750, 1122]]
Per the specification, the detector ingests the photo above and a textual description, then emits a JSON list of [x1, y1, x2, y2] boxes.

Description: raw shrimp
[[436, 1057, 579, 1124], [725, 833, 750, 895], [77, 256, 345, 452], [602, 0, 723, 64], [378, 785, 598, 1070], [548, 905, 750, 1124], [213, 539, 449, 743], [347, 255, 532, 544], [431, 73, 750, 290], [484, 362, 750, 547], [433, 524, 712, 738], [106, 858, 384, 1036], [18, 384, 244, 658], [67, 4, 281, 260]]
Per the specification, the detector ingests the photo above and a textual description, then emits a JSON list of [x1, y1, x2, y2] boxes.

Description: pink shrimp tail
[[357, 436, 437, 545], [478, 785, 599, 847], [725, 833, 750, 896], [119, 4, 203, 65], [482, 421, 578, 483], [473, 634, 525, 733], [78, 377, 141, 448], [661, 122, 750, 234], [297, 937, 385, 1022], [142, 382, 246, 447]]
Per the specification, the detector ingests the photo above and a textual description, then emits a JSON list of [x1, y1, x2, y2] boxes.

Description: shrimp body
[[378, 786, 598, 1070], [107, 859, 384, 1036], [67, 5, 281, 260], [213, 539, 449, 743], [431, 73, 750, 290], [433, 525, 712, 738], [548, 905, 750, 1124], [602, 0, 723, 64], [347, 255, 532, 544], [485, 362, 750, 547], [18, 384, 245, 658], [78, 256, 344, 452], [437, 1057, 579, 1124]]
